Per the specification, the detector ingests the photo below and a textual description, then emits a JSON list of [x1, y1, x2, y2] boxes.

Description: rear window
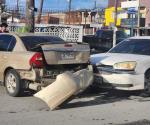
[[20, 36, 65, 50]]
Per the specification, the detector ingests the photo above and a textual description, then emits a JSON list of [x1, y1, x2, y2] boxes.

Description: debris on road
[[34, 67, 93, 110]]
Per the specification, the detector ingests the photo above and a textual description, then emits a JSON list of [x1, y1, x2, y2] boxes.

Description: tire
[[5, 69, 23, 97], [144, 71, 150, 94]]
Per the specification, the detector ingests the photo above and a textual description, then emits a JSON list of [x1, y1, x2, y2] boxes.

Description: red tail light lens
[[30, 53, 43, 68], [64, 44, 72, 47]]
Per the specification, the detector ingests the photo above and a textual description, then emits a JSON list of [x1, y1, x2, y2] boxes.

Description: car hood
[[90, 53, 150, 66]]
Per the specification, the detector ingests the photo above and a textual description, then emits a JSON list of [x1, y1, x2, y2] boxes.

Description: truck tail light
[[64, 44, 72, 47], [30, 52, 43, 68]]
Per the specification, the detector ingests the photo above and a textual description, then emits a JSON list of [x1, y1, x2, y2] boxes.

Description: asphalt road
[[1, 85, 150, 125]]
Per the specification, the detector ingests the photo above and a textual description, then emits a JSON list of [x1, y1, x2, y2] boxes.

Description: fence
[[8, 23, 83, 42]]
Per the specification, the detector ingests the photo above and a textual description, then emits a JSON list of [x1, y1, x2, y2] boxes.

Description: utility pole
[[68, 0, 72, 24], [0, 0, 5, 24], [0, 0, 2, 24], [37, 0, 44, 24], [26, 0, 35, 32], [84, 10, 88, 29], [94, 0, 96, 9], [17, 0, 19, 11], [137, 0, 140, 36], [113, 0, 118, 47], [16, 0, 20, 18]]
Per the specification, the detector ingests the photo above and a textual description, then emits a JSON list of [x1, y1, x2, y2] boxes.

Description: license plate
[[61, 52, 74, 60]]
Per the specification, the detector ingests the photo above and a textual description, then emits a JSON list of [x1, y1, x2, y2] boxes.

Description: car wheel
[[5, 69, 23, 97], [145, 71, 150, 93]]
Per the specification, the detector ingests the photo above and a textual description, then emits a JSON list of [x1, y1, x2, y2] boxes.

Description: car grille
[[93, 64, 113, 73], [98, 64, 113, 69], [97, 64, 113, 71]]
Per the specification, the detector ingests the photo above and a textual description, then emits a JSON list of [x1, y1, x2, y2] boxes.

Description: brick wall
[[108, 0, 126, 7], [35, 14, 60, 24], [65, 11, 82, 24]]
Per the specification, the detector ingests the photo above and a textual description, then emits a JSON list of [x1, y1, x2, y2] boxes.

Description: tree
[[37, 0, 44, 24], [26, 0, 35, 32]]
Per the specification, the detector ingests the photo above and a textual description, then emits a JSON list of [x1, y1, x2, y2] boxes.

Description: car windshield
[[95, 30, 128, 39], [102, 31, 113, 38], [21, 36, 65, 50], [95, 30, 103, 37], [109, 39, 150, 55], [116, 31, 128, 38]]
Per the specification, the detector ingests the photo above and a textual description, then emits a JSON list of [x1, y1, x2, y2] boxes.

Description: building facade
[[140, 0, 150, 27], [121, 0, 150, 35], [105, 7, 123, 27], [64, 10, 103, 26], [108, 0, 126, 7], [35, 13, 66, 24], [107, 0, 150, 35]]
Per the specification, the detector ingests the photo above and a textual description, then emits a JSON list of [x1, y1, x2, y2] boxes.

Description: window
[[0, 35, 16, 51], [116, 31, 128, 39], [109, 39, 150, 55], [20, 36, 64, 51], [95, 30, 103, 38], [102, 31, 113, 38]]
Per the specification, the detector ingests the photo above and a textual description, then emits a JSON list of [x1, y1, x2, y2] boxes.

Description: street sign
[[127, 7, 137, 14]]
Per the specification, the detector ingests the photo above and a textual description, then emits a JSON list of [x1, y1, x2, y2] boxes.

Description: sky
[[6, 0, 108, 10]]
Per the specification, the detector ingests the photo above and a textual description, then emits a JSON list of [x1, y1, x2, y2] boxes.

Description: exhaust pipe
[[29, 83, 42, 91]]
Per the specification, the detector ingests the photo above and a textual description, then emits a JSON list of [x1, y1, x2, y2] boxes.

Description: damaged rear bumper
[[34, 66, 93, 110]]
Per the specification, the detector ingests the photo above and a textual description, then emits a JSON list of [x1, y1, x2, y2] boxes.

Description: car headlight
[[113, 61, 137, 70]]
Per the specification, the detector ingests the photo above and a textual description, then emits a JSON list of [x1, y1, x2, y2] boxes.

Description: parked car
[[0, 33, 91, 97], [90, 37, 150, 91], [83, 30, 128, 53]]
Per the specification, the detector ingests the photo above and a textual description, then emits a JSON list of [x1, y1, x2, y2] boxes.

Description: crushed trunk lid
[[41, 43, 90, 65]]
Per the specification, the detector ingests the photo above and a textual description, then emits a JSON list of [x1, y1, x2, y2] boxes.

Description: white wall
[[121, 0, 139, 9]]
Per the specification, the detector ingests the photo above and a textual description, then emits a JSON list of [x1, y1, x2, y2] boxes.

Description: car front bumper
[[94, 69, 145, 90]]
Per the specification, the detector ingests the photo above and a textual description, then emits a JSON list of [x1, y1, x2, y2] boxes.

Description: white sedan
[[90, 37, 150, 91]]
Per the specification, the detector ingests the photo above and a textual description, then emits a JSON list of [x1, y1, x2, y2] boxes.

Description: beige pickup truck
[[0, 33, 91, 97]]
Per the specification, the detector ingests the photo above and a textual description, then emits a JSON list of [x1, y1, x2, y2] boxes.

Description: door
[[0, 34, 16, 81]]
